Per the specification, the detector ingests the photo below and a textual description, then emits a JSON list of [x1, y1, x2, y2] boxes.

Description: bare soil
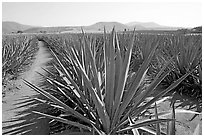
[[158, 101, 202, 135]]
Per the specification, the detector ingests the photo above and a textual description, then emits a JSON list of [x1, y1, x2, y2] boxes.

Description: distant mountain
[[86, 22, 128, 31], [126, 21, 163, 28], [86, 21, 180, 31], [127, 24, 146, 30], [2, 21, 182, 34], [24, 26, 80, 33], [2, 21, 35, 34], [176, 26, 202, 34], [126, 21, 180, 30], [192, 26, 202, 33], [24, 22, 130, 33]]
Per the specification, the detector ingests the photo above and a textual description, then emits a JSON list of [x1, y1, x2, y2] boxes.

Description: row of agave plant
[[2, 35, 39, 83], [157, 35, 202, 115], [24, 29, 201, 135], [2, 35, 39, 99], [131, 34, 202, 116]]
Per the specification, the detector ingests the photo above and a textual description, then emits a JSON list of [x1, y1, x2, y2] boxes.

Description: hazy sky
[[2, 2, 202, 27]]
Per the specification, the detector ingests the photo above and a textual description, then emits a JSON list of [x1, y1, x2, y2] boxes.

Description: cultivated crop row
[[3, 30, 200, 134], [23, 30, 202, 135], [2, 35, 39, 95]]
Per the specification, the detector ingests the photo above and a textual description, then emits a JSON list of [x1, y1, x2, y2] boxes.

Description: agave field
[[2, 29, 202, 135], [2, 35, 39, 98]]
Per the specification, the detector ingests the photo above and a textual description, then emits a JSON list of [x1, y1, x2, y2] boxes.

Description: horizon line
[[3, 20, 200, 28]]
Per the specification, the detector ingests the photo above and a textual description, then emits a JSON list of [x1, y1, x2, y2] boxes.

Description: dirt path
[[2, 41, 52, 135]]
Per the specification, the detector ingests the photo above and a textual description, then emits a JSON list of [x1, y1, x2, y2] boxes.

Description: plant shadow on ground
[[156, 100, 202, 135]]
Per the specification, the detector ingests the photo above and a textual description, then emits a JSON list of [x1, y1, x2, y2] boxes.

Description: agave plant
[[156, 34, 202, 119], [129, 33, 202, 124], [2, 35, 39, 81], [2, 35, 39, 99], [24, 29, 194, 135]]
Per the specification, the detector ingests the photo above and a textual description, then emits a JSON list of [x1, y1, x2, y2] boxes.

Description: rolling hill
[[86, 22, 127, 31], [126, 21, 181, 30], [2, 21, 182, 34], [126, 21, 165, 28], [24, 26, 80, 33], [2, 21, 35, 34]]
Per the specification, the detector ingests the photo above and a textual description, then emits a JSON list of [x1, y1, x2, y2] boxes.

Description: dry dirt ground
[[2, 41, 52, 134], [158, 101, 202, 135]]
